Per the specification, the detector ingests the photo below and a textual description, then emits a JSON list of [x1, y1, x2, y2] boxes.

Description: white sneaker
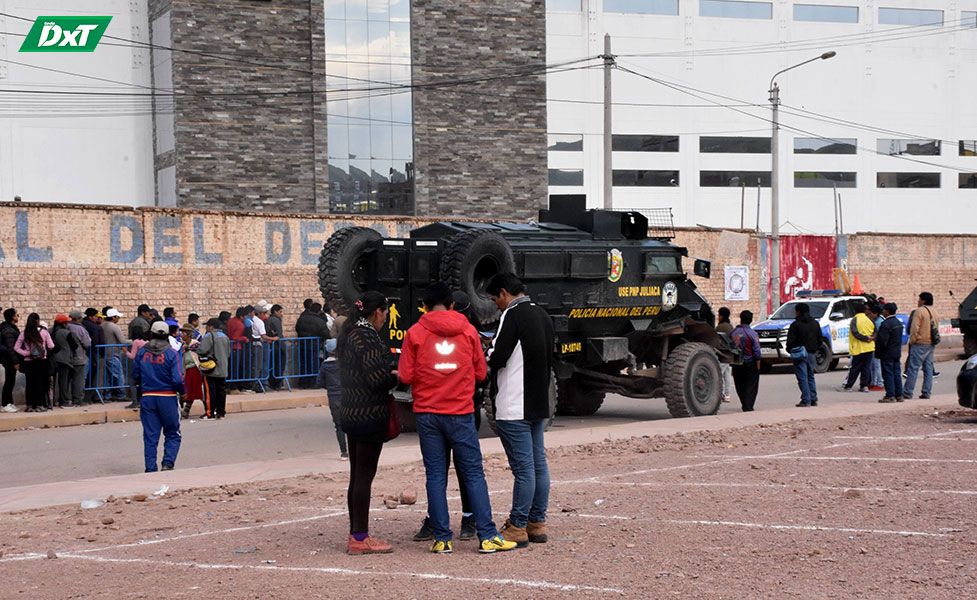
[[1, 404, 18, 413]]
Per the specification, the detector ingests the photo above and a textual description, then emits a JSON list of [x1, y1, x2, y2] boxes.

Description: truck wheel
[[439, 230, 515, 326], [965, 334, 977, 358], [664, 342, 722, 418], [555, 376, 605, 416], [814, 341, 833, 374], [318, 226, 381, 315], [484, 375, 558, 435]]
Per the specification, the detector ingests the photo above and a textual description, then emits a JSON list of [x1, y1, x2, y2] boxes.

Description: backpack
[[924, 307, 941, 345]]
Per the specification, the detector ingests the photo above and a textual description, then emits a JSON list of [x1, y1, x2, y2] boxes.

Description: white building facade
[[546, 0, 977, 233]]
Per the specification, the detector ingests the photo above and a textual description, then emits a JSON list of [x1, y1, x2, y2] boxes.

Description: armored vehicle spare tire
[[319, 226, 381, 315], [439, 230, 515, 326], [555, 376, 606, 416], [663, 342, 722, 418]]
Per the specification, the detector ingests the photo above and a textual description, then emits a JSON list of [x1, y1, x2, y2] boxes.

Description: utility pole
[[603, 34, 614, 209], [740, 182, 746, 229], [770, 83, 781, 311]]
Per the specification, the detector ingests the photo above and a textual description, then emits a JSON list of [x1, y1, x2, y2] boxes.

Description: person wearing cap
[[51, 314, 77, 407], [66, 310, 91, 406], [82, 308, 106, 403], [198, 318, 231, 419], [251, 302, 270, 392], [133, 321, 185, 472], [101, 308, 130, 401], [128, 304, 153, 344]]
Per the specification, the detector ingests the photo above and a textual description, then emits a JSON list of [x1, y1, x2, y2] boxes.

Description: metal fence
[[82, 337, 325, 400]]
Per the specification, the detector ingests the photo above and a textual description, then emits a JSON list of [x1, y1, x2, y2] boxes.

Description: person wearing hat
[[128, 304, 153, 341], [101, 308, 130, 401], [198, 318, 231, 419], [133, 321, 185, 472], [179, 324, 210, 419], [250, 302, 270, 392], [66, 310, 91, 406]]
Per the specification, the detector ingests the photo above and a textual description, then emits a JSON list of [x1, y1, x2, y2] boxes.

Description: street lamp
[[769, 50, 836, 311]]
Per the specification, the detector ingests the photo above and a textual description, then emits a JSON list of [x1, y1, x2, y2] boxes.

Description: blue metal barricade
[[227, 341, 270, 392], [83, 344, 133, 403], [271, 337, 323, 391]]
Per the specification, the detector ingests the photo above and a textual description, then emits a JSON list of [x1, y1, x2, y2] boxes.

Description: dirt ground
[[2, 406, 977, 599]]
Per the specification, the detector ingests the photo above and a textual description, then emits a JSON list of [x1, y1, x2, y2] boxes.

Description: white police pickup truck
[[754, 291, 909, 374]]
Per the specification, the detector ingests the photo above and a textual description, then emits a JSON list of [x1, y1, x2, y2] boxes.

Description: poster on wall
[[724, 266, 749, 301], [764, 235, 839, 314]]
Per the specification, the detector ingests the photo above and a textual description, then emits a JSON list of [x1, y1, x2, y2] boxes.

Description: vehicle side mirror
[[693, 259, 711, 279], [830, 312, 844, 321]]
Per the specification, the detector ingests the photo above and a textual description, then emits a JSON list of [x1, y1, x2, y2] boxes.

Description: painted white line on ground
[[582, 479, 977, 496], [0, 552, 45, 563], [693, 455, 977, 464], [59, 554, 625, 594], [834, 436, 977, 441], [668, 519, 948, 538]]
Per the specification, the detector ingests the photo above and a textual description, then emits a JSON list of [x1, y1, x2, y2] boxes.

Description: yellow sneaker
[[479, 535, 518, 554], [430, 540, 453, 554]]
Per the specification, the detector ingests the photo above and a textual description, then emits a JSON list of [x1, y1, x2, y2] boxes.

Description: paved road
[[0, 361, 963, 489]]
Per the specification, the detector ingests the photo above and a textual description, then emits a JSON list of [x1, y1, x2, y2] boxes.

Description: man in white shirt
[[251, 302, 269, 391]]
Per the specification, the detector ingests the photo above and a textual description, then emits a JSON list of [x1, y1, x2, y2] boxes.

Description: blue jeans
[[881, 358, 903, 399], [107, 356, 124, 395], [793, 353, 818, 404], [904, 344, 934, 398], [495, 419, 550, 528], [140, 393, 182, 472], [871, 357, 883, 387], [415, 412, 498, 542]]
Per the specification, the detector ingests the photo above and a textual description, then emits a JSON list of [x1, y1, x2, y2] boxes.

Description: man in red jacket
[[399, 283, 516, 555]]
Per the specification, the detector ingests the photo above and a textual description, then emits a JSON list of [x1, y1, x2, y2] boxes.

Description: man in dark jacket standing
[[876, 302, 905, 403], [487, 273, 554, 548], [128, 304, 153, 341], [0, 308, 21, 412], [786, 303, 822, 407], [133, 321, 185, 472], [82, 308, 106, 403], [296, 302, 331, 388], [730, 310, 762, 412]]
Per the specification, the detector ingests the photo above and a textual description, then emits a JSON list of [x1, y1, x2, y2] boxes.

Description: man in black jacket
[[487, 273, 554, 548], [295, 302, 331, 388], [876, 302, 905, 403], [786, 303, 821, 407], [0, 308, 21, 412]]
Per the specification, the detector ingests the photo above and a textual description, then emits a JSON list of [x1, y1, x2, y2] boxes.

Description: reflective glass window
[[794, 137, 857, 154], [959, 173, 977, 189], [700, 136, 771, 153], [876, 173, 940, 188], [878, 7, 943, 26], [389, 0, 409, 21], [548, 134, 583, 151], [793, 4, 858, 23], [793, 172, 857, 188], [960, 140, 977, 157], [613, 170, 679, 186], [964, 12, 977, 28], [548, 0, 582, 10], [877, 139, 941, 156], [605, 1, 679, 15], [700, 0, 772, 19], [613, 134, 679, 152], [549, 169, 585, 186], [699, 171, 771, 187]]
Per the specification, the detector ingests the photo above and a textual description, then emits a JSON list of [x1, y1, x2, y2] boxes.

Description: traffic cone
[[851, 274, 864, 295]]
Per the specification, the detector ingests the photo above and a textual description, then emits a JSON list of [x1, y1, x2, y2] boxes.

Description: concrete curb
[[0, 391, 325, 433], [0, 394, 959, 513]]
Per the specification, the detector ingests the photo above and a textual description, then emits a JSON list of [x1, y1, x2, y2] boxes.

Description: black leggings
[[347, 436, 384, 534]]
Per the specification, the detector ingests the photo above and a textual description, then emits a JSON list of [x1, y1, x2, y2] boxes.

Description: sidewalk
[[0, 389, 325, 433], [0, 393, 959, 513]]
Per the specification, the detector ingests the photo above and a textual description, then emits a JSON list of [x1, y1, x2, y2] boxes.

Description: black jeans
[[206, 376, 227, 417], [732, 362, 760, 412], [2, 363, 16, 406], [21, 360, 50, 409], [845, 352, 873, 389], [347, 436, 384, 534]]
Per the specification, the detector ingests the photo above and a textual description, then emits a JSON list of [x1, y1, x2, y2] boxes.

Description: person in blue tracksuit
[[133, 321, 185, 472]]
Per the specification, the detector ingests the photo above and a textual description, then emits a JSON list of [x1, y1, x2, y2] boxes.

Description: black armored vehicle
[[318, 197, 737, 419]]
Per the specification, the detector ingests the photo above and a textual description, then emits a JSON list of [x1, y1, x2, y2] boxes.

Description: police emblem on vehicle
[[662, 281, 678, 311], [608, 249, 624, 282]]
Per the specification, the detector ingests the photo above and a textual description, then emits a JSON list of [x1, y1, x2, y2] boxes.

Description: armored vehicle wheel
[[484, 376, 557, 436], [814, 341, 833, 374], [663, 342, 722, 418], [439, 230, 515, 326], [318, 226, 381, 314], [555, 376, 605, 416]]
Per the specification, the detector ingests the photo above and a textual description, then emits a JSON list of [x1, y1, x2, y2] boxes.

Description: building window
[[613, 134, 679, 152], [613, 170, 679, 186], [548, 134, 583, 151], [794, 172, 857, 188], [700, 171, 771, 187], [700, 0, 772, 19], [325, 0, 414, 214], [964, 12, 977, 28], [550, 169, 584, 186], [794, 137, 857, 154], [605, 0, 679, 15], [793, 4, 858, 23], [960, 174, 977, 189], [960, 140, 977, 157], [878, 7, 943, 26], [547, 0, 582, 11], [877, 139, 941, 156], [700, 136, 771, 153], [877, 173, 940, 188]]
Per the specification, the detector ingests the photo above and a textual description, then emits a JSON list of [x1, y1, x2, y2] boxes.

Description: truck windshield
[[771, 301, 829, 320]]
